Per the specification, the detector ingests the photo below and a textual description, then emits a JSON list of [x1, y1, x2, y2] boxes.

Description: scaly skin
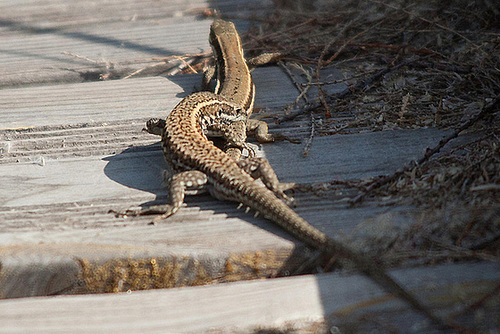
[[115, 91, 444, 328], [205, 19, 298, 159], [207, 19, 255, 115]]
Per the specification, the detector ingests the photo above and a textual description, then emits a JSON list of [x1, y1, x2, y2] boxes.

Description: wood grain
[[0, 262, 498, 333], [1, 4, 495, 333], [0, 67, 453, 298]]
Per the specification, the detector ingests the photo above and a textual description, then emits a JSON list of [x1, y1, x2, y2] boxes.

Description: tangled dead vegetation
[[239, 0, 499, 209], [157, 1, 500, 271], [380, 127, 499, 207], [235, 2, 500, 290]]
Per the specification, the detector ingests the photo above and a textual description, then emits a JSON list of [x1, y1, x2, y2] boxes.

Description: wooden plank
[[0, 127, 447, 207], [0, 64, 456, 299], [0, 0, 270, 27], [0, 68, 298, 129], [0, 262, 498, 333], [0, 17, 213, 87], [0, 0, 270, 88], [0, 0, 209, 26], [264, 127, 449, 183]]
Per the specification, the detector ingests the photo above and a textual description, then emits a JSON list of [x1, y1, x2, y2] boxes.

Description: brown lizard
[[203, 19, 296, 160], [112, 18, 446, 328], [113, 89, 444, 328]]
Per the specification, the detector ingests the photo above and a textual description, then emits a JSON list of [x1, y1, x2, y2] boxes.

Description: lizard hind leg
[[237, 157, 295, 205], [112, 170, 209, 223]]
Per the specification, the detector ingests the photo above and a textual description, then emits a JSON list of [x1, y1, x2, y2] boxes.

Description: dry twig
[[351, 94, 500, 204]]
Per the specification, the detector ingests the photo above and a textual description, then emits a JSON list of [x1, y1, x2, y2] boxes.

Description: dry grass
[[146, 3, 499, 329], [238, 0, 499, 209], [237, 3, 500, 312]]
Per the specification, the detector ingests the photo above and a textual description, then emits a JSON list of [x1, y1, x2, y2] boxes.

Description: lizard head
[[215, 102, 247, 124]]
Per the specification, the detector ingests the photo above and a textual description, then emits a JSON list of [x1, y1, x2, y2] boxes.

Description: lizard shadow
[[164, 73, 204, 100], [103, 143, 363, 282], [102, 142, 308, 248]]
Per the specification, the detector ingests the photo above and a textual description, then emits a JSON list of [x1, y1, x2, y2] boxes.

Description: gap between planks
[[0, 262, 498, 333]]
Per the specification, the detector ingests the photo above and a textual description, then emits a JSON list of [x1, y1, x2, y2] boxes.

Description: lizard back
[[161, 91, 332, 249]]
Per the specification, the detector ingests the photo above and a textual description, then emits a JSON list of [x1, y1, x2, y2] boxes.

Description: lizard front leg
[[247, 119, 301, 144], [201, 65, 217, 92], [209, 118, 299, 160]]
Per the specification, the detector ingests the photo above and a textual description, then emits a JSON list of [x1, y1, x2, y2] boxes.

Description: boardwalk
[[1, 0, 498, 332]]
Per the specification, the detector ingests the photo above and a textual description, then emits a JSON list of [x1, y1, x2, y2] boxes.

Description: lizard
[[202, 19, 296, 160], [112, 89, 444, 327], [112, 19, 446, 328]]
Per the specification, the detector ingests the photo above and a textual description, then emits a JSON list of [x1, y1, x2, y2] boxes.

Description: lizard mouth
[[218, 112, 246, 123]]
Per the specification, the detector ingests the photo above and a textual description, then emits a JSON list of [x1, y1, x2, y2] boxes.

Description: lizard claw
[[108, 208, 142, 217]]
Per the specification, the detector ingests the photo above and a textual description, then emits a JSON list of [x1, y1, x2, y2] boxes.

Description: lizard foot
[[247, 119, 300, 144], [109, 204, 176, 219], [269, 133, 301, 144]]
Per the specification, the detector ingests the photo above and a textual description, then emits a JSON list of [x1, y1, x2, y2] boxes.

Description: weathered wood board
[[0, 68, 452, 298], [1, 0, 269, 27], [0, 17, 211, 87], [0, 0, 470, 301], [0, 0, 269, 87], [0, 262, 498, 333], [0, 68, 298, 130], [1, 0, 498, 332]]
